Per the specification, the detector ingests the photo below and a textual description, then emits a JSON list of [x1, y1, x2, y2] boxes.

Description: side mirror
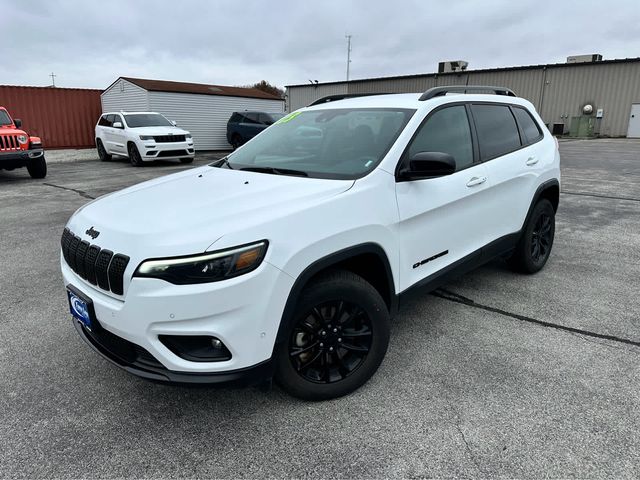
[[112, 121, 123, 129], [14, 119, 22, 128], [171, 120, 177, 126], [400, 152, 456, 180]]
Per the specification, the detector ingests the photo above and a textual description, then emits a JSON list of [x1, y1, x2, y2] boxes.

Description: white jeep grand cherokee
[[63, 86, 560, 400], [95, 111, 195, 166]]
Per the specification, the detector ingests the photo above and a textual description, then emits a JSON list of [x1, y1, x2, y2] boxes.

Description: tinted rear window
[[471, 104, 521, 161], [513, 107, 543, 144]]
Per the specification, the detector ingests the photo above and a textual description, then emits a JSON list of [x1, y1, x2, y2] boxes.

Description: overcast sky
[[2, 0, 640, 90]]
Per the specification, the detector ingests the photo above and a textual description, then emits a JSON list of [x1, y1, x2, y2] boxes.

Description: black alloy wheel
[[274, 270, 390, 400], [128, 143, 144, 167], [289, 300, 373, 384], [531, 212, 552, 264], [508, 198, 555, 273], [97, 139, 111, 161]]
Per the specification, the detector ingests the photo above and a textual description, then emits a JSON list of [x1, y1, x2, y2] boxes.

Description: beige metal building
[[285, 57, 640, 137]]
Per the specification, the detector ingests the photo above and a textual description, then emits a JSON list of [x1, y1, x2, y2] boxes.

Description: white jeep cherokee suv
[[95, 111, 195, 166], [63, 86, 560, 400]]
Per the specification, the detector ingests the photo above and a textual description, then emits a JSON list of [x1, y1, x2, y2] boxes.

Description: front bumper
[[73, 318, 273, 384], [0, 148, 44, 169], [61, 256, 294, 383], [139, 140, 195, 160]]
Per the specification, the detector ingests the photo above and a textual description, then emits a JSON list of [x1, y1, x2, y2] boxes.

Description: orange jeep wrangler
[[0, 107, 46, 178]]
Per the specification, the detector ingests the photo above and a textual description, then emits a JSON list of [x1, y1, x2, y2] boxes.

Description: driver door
[[395, 104, 493, 291]]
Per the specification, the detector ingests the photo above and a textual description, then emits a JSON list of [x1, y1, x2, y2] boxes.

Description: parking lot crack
[[561, 190, 640, 203], [42, 182, 95, 200], [432, 288, 640, 349]]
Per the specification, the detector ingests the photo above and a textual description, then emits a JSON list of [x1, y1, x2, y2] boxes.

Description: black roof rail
[[419, 85, 517, 101], [308, 93, 389, 107]]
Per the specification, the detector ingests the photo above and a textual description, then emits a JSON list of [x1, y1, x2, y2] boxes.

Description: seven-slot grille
[[61, 228, 130, 295], [153, 134, 186, 143], [0, 135, 20, 150]]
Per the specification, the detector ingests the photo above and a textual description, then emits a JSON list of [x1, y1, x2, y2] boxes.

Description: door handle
[[526, 156, 539, 166], [466, 176, 487, 187]]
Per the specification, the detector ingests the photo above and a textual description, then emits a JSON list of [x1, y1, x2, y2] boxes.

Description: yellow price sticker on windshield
[[275, 111, 302, 124]]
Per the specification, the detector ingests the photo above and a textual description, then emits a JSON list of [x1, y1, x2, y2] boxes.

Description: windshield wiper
[[209, 156, 233, 169], [240, 166, 308, 177]]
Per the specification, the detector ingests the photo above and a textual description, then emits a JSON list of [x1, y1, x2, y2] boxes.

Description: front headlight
[[139, 135, 155, 140], [133, 241, 268, 284], [17, 135, 28, 144]]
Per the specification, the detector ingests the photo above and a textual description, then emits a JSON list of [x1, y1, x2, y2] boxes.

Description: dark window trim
[[395, 101, 479, 181], [467, 101, 527, 163], [510, 105, 544, 146]]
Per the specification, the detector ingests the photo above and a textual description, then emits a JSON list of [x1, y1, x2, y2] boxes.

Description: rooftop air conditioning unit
[[567, 54, 603, 63], [438, 60, 469, 73]]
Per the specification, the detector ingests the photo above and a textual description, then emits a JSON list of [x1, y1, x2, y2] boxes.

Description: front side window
[[513, 107, 543, 145], [407, 105, 474, 170], [112, 114, 124, 128], [124, 113, 173, 128], [471, 104, 521, 161], [219, 108, 415, 180]]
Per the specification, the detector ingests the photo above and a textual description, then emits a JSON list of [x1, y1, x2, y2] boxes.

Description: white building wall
[[101, 79, 149, 112], [148, 91, 285, 150]]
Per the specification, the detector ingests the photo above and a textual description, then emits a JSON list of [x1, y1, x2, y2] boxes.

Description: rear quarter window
[[471, 104, 522, 161], [513, 107, 543, 144], [98, 115, 111, 127]]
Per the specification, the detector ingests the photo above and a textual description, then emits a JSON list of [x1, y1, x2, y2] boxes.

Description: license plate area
[[67, 285, 96, 330]]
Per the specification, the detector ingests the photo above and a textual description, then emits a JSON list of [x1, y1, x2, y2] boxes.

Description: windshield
[[0, 110, 12, 126], [222, 108, 414, 179], [124, 113, 173, 128]]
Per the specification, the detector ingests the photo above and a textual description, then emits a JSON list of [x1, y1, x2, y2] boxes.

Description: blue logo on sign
[[71, 296, 89, 321]]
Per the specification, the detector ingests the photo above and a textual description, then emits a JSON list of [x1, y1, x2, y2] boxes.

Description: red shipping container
[[0, 85, 101, 149]]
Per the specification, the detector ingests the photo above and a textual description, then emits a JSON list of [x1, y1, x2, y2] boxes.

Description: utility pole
[[49, 72, 56, 87], [345, 34, 352, 81]]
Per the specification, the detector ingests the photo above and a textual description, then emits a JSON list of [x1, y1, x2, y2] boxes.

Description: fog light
[[159, 335, 231, 362]]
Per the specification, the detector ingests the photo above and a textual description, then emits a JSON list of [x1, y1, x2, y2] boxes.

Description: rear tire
[[96, 139, 111, 161], [508, 199, 555, 274], [27, 156, 47, 179], [128, 143, 144, 167], [231, 134, 242, 150], [274, 270, 390, 401], [180, 158, 194, 164]]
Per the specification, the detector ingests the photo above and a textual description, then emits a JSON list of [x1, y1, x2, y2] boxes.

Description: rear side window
[[471, 104, 521, 161], [244, 113, 260, 124], [98, 115, 112, 127], [407, 105, 474, 170], [513, 107, 543, 144]]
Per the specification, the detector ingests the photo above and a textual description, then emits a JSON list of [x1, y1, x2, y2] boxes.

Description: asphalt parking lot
[[1, 140, 639, 478]]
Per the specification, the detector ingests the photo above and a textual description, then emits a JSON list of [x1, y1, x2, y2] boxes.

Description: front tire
[[230, 134, 242, 150], [96, 139, 111, 161], [27, 156, 47, 179], [274, 270, 390, 401], [508, 199, 555, 273], [128, 143, 144, 167]]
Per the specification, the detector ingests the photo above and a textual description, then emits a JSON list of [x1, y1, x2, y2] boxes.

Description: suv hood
[[128, 126, 190, 136], [67, 166, 354, 258]]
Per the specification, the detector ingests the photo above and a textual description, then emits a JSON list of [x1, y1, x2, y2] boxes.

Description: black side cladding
[[61, 228, 130, 295]]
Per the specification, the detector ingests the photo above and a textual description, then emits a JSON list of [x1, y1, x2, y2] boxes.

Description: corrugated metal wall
[[0, 85, 101, 148], [148, 91, 285, 150], [286, 60, 640, 136], [101, 79, 150, 112]]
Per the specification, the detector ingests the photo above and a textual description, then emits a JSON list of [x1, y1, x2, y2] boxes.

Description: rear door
[[102, 114, 117, 152], [472, 103, 543, 238], [395, 103, 494, 291]]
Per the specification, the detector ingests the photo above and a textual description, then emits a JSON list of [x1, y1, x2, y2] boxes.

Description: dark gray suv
[[226, 111, 285, 149]]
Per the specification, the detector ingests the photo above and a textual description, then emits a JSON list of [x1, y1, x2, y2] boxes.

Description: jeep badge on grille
[[85, 226, 100, 239]]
